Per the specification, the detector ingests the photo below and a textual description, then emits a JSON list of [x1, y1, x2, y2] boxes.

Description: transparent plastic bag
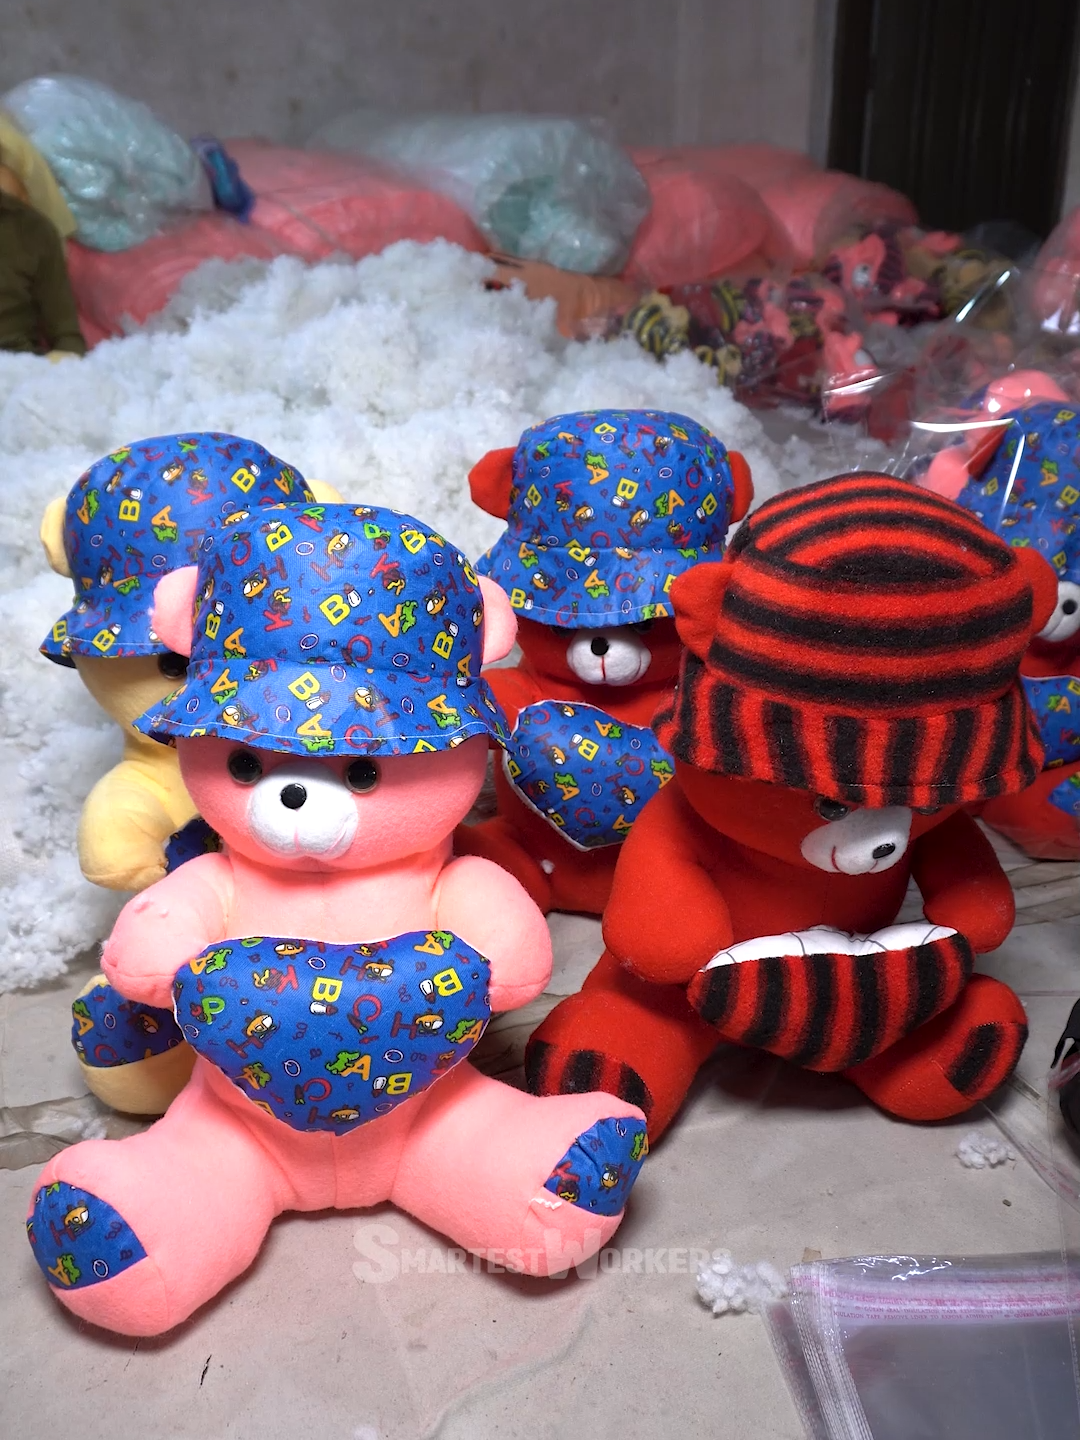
[[309, 110, 649, 274], [2, 75, 211, 251], [767, 1252, 1080, 1440]]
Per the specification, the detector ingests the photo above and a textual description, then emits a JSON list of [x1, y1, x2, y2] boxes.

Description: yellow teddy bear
[[41, 431, 340, 1112]]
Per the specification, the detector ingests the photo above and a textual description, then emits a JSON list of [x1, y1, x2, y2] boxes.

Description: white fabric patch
[[704, 922, 955, 970]]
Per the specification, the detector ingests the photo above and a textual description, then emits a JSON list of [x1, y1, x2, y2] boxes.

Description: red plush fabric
[[655, 475, 1049, 807], [528, 478, 1041, 1136]]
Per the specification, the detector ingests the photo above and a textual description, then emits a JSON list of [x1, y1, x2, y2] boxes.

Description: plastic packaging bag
[[624, 148, 793, 287], [2, 75, 211, 251], [838, 339, 1080, 860], [309, 110, 649, 274], [767, 1252, 1080, 1440]]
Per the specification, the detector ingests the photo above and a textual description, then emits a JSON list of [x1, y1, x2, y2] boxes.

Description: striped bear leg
[[687, 928, 974, 1072], [843, 974, 1028, 1121], [525, 950, 719, 1141]]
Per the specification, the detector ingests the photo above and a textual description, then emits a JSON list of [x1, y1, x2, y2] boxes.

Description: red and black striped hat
[[654, 473, 1057, 808]]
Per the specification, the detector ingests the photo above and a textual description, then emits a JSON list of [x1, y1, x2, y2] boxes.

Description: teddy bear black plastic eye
[[227, 749, 263, 785], [814, 796, 851, 822], [914, 805, 943, 815], [157, 652, 189, 680], [631, 619, 655, 634], [345, 759, 380, 794]]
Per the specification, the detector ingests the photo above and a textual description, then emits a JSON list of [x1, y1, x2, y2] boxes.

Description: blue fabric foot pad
[[543, 1116, 649, 1215], [27, 1181, 147, 1290], [71, 979, 185, 1068]]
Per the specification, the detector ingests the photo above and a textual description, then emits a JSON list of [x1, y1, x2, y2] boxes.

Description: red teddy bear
[[456, 408, 751, 915], [527, 475, 1054, 1136]]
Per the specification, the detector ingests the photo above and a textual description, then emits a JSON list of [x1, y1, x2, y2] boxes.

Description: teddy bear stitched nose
[[872, 843, 896, 859], [280, 783, 307, 810], [590, 637, 610, 657]]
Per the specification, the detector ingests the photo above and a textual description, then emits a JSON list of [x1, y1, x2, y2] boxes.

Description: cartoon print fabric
[[1050, 769, 1080, 820], [477, 409, 737, 627], [1024, 676, 1080, 767], [172, 933, 492, 1135], [543, 1116, 648, 1216], [954, 402, 1080, 584], [505, 701, 674, 849], [71, 977, 184, 1069], [28, 1181, 146, 1292], [41, 432, 315, 666], [136, 502, 508, 757]]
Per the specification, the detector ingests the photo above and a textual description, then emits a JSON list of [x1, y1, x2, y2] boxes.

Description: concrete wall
[[2, 0, 825, 151]]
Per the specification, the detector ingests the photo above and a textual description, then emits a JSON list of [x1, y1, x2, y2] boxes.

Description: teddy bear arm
[[910, 809, 1015, 953], [603, 787, 734, 984], [102, 853, 233, 1007], [434, 854, 553, 1010], [482, 666, 538, 729], [78, 760, 195, 891]]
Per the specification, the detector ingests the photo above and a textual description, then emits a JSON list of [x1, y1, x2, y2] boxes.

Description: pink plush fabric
[[761, 171, 917, 266], [625, 147, 793, 286], [67, 140, 485, 342], [920, 370, 1073, 498], [227, 139, 485, 261], [32, 563, 645, 1335]]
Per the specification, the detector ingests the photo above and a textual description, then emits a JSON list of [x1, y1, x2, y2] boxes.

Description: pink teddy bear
[[27, 503, 647, 1337]]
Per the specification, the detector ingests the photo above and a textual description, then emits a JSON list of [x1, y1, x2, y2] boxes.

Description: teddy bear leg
[[980, 761, 1080, 860], [71, 974, 194, 1116], [453, 816, 553, 912], [525, 949, 718, 1139], [843, 974, 1028, 1121], [545, 847, 618, 916], [26, 1067, 293, 1336], [390, 1062, 647, 1276]]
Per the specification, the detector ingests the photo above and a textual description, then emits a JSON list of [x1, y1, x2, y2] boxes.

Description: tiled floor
[[1, 847, 1078, 1440]]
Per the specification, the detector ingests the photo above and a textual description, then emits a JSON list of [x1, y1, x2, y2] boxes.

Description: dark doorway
[[829, 0, 1080, 238]]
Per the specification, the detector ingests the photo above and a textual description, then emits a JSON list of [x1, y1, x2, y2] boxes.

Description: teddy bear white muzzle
[[246, 760, 359, 859], [566, 628, 652, 686], [799, 806, 913, 875]]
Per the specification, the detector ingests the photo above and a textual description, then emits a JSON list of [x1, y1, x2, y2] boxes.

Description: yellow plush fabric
[[73, 655, 200, 890], [0, 110, 77, 238]]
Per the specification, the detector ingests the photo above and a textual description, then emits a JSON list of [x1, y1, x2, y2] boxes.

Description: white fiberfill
[[0, 240, 842, 990]]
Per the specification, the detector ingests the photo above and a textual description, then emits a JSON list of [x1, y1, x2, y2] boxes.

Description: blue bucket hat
[[475, 409, 746, 626], [41, 432, 316, 667], [135, 503, 509, 757]]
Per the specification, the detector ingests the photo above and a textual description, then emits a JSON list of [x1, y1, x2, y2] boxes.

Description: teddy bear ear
[[151, 566, 200, 657], [478, 576, 517, 664], [1012, 547, 1061, 637], [670, 562, 731, 660], [469, 447, 517, 519], [39, 496, 71, 577], [727, 451, 754, 523], [304, 477, 344, 503]]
